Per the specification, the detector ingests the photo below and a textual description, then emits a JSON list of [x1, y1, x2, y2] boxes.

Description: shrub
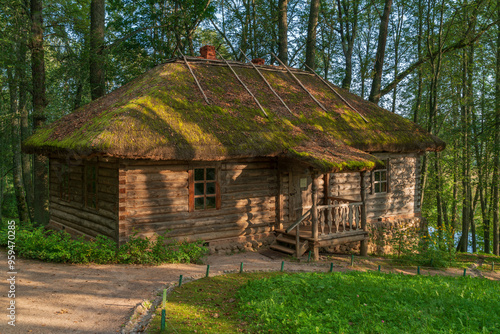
[[388, 223, 457, 267], [0, 220, 207, 265]]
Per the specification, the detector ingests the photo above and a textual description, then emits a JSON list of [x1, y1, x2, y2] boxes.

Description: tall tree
[[305, 0, 320, 69], [90, 0, 106, 100], [7, 67, 29, 223], [31, 0, 49, 225], [278, 0, 288, 65], [369, 0, 393, 104], [16, 0, 34, 221], [493, 3, 500, 255]]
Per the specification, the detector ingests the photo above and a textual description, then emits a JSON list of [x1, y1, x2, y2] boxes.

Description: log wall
[[119, 159, 278, 247], [330, 153, 421, 222], [48, 157, 119, 240]]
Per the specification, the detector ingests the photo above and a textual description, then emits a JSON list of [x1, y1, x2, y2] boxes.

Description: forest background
[[0, 0, 498, 255]]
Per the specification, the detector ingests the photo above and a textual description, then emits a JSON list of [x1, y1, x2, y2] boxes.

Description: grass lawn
[[148, 271, 500, 334]]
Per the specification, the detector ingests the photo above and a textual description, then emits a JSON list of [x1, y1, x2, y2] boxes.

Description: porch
[[272, 170, 369, 260]]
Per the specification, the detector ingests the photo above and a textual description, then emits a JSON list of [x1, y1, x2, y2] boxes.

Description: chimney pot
[[200, 45, 216, 60], [251, 58, 265, 65]]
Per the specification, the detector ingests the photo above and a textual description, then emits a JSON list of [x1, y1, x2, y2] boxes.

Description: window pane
[[381, 182, 387, 192], [375, 183, 380, 193], [374, 171, 380, 181], [195, 197, 204, 210], [380, 171, 386, 181], [194, 168, 205, 181], [206, 168, 216, 181], [206, 196, 216, 209], [206, 182, 216, 195], [195, 183, 205, 196]]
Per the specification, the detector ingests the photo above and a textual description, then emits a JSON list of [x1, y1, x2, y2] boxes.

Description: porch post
[[311, 170, 319, 260], [360, 171, 368, 256]]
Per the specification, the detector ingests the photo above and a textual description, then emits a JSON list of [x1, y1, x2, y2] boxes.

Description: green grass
[[149, 272, 500, 334]]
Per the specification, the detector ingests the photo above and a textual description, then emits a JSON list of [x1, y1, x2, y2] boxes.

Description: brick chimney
[[251, 58, 265, 65], [200, 45, 216, 60]]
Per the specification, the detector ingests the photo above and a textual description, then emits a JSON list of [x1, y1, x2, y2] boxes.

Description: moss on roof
[[23, 59, 445, 172]]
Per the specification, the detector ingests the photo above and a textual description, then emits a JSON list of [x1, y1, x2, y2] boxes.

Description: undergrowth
[[0, 220, 207, 265]]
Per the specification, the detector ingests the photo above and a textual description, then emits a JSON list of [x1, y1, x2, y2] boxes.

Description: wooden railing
[[285, 197, 365, 253], [317, 201, 363, 236]]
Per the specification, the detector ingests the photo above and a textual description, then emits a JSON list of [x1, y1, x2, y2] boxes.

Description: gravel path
[[0, 250, 498, 333]]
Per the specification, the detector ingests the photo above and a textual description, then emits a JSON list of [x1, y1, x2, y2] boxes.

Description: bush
[[0, 220, 207, 265], [388, 224, 457, 267]]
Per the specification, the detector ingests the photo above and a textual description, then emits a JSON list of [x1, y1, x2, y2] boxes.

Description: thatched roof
[[23, 57, 445, 172]]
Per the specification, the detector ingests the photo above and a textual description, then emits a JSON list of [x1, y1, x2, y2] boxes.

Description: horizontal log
[[98, 192, 116, 203], [50, 207, 116, 238], [126, 197, 188, 208], [126, 172, 188, 183], [99, 168, 118, 178], [125, 181, 189, 191], [99, 184, 118, 195], [136, 225, 273, 243], [132, 218, 273, 236], [127, 204, 189, 217], [95, 177, 116, 188], [125, 188, 189, 199], [224, 175, 277, 186], [130, 205, 275, 224], [317, 234, 367, 247], [126, 164, 189, 174], [49, 217, 101, 239], [222, 189, 277, 201], [221, 197, 275, 209], [222, 182, 277, 194], [98, 161, 119, 169], [224, 169, 275, 180], [52, 199, 118, 222], [99, 199, 118, 214]]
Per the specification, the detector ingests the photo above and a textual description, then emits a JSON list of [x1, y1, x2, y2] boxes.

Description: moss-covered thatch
[[23, 58, 445, 172]]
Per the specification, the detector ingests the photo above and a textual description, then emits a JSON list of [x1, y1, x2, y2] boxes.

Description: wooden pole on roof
[[271, 52, 328, 112], [176, 49, 211, 105], [303, 63, 368, 123], [239, 49, 293, 115], [215, 50, 269, 118]]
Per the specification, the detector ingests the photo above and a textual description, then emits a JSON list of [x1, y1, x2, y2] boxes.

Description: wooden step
[[276, 234, 298, 245], [270, 244, 295, 255]]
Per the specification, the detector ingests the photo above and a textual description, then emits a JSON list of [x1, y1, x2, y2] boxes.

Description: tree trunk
[[413, 0, 423, 123], [31, 0, 49, 225], [8, 68, 30, 223], [493, 4, 500, 255], [305, 0, 320, 70], [90, 0, 106, 100], [278, 0, 288, 65], [337, 0, 358, 91], [16, 12, 34, 222], [368, 0, 393, 104]]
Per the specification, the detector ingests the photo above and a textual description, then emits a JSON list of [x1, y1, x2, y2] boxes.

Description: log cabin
[[23, 46, 445, 259]]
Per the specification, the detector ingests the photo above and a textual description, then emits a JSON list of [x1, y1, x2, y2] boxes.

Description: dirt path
[[0, 250, 498, 334]]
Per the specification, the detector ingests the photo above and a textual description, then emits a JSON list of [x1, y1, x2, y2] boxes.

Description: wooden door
[[288, 171, 311, 225]]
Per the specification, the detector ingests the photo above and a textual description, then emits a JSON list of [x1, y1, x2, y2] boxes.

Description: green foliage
[[236, 272, 500, 334], [0, 220, 207, 265], [387, 224, 457, 268]]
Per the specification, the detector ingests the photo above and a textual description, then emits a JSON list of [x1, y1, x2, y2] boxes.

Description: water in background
[[428, 226, 481, 253]]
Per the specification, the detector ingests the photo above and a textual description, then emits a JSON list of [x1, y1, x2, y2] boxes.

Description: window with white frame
[[372, 160, 389, 194]]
